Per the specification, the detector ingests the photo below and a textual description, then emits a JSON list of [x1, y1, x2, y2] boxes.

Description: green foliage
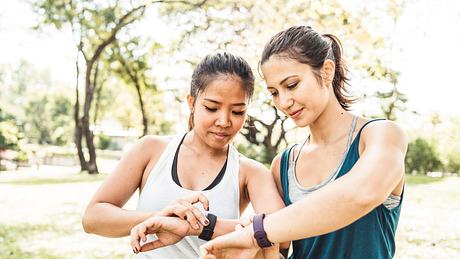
[[0, 120, 19, 150], [405, 138, 443, 175], [405, 175, 444, 185], [24, 93, 73, 145], [446, 152, 460, 174], [95, 133, 112, 150]]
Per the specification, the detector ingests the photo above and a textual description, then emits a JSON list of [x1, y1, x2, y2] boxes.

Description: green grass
[[405, 174, 445, 185], [0, 223, 61, 259], [0, 173, 107, 185]]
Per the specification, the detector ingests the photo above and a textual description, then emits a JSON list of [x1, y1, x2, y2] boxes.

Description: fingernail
[[133, 248, 138, 254], [195, 223, 200, 229], [204, 219, 209, 225]]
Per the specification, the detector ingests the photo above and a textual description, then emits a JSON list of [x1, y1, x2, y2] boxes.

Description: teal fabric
[[280, 119, 403, 259]]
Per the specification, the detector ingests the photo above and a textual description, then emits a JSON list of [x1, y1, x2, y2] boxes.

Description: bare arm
[[264, 121, 407, 242], [82, 136, 168, 237], [200, 121, 408, 257], [242, 157, 289, 251]]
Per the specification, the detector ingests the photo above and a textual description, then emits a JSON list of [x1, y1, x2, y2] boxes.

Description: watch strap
[[253, 213, 273, 248], [198, 213, 217, 241]]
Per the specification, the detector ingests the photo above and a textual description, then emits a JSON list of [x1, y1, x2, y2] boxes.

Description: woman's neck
[[183, 130, 228, 157], [308, 99, 354, 146]]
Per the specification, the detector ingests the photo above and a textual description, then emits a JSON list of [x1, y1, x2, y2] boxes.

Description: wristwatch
[[198, 213, 217, 241], [253, 213, 273, 248]]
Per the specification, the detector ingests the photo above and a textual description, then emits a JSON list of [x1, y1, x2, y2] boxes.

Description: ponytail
[[322, 34, 355, 110]]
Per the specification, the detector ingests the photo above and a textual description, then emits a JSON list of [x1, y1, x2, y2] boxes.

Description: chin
[[292, 117, 311, 128]]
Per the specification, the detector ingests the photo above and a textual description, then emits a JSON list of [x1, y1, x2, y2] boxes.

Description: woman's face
[[261, 56, 332, 127], [189, 75, 249, 149]]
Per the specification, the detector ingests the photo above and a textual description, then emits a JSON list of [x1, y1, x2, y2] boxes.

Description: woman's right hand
[[157, 193, 210, 230]]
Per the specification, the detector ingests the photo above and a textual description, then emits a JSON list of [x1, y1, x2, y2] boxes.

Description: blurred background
[[0, 0, 459, 258]]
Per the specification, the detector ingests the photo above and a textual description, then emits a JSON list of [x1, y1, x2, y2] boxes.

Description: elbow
[[352, 187, 386, 211], [82, 210, 95, 234]]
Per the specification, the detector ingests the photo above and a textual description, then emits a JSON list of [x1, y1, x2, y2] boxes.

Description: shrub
[[405, 138, 443, 175]]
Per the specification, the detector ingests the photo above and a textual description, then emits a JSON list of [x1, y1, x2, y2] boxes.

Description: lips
[[212, 132, 230, 140], [288, 108, 304, 119]]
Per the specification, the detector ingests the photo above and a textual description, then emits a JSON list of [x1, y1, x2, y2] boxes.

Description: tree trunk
[[83, 61, 98, 174], [74, 50, 88, 171], [134, 81, 148, 136]]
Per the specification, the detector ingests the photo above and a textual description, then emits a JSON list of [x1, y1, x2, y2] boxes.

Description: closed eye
[[232, 111, 245, 116], [287, 82, 298, 89], [205, 106, 217, 112]]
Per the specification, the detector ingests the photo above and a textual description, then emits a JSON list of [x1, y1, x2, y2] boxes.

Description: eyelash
[[287, 82, 298, 89], [204, 106, 245, 116], [270, 82, 298, 97]]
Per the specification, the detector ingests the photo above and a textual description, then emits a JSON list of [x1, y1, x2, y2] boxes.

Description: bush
[[96, 133, 112, 150], [446, 152, 460, 175], [405, 138, 443, 175], [0, 121, 19, 150]]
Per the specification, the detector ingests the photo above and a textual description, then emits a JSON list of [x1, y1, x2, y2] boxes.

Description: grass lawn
[[0, 169, 459, 258]]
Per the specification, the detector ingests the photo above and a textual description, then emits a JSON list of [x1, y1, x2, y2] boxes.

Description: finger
[[195, 193, 210, 211], [184, 209, 200, 230], [130, 227, 141, 253], [138, 224, 148, 242], [235, 224, 243, 231], [170, 205, 187, 219], [239, 217, 251, 227], [190, 205, 209, 226], [183, 193, 210, 211], [140, 239, 165, 252]]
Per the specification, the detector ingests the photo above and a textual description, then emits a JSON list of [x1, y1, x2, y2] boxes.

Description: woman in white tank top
[[82, 53, 287, 258]]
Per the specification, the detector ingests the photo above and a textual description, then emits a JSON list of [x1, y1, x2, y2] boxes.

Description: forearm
[[188, 218, 240, 239], [264, 177, 377, 243], [82, 202, 155, 237]]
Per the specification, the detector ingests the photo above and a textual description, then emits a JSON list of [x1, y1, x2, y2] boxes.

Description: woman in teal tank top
[[201, 26, 408, 259]]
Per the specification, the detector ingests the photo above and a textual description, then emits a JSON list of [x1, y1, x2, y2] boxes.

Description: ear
[[321, 59, 335, 86], [187, 95, 195, 111]]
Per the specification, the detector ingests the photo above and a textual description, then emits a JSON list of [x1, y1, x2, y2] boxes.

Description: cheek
[[232, 116, 246, 129], [194, 110, 213, 127]]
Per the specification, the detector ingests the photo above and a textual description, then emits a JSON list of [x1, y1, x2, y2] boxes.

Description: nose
[[278, 91, 294, 111], [215, 111, 231, 128]]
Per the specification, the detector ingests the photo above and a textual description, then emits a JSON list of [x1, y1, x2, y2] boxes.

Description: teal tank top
[[280, 119, 403, 259]]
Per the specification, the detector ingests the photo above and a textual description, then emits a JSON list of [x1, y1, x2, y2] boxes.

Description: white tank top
[[134, 134, 240, 259]]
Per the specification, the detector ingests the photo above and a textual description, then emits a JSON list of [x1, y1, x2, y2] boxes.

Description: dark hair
[[261, 25, 355, 110], [188, 52, 255, 130]]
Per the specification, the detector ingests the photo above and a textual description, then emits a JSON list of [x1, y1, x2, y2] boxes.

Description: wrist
[[198, 213, 217, 241], [187, 222, 204, 236], [253, 213, 274, 248]]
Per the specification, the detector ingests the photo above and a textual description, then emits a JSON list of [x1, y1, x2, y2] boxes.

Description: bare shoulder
[[270, 153, 282, 179], [360, 119, 408, 151], [239, 154, 270, 177], [126, 135, 174, 159]]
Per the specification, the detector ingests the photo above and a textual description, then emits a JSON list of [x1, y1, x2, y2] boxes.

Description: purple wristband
[[253, 213, 273, 248]]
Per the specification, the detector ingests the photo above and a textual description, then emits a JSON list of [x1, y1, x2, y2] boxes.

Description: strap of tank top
[[356, 118, 385, 139], [280, 145, 296, 205]]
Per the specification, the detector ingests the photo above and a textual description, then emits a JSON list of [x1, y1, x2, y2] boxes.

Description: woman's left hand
[[130, 216, 192, 253], [200, 224, 279, 259]]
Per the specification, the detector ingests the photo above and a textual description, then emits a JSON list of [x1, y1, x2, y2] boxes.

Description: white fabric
[[134, 134, 240, 259]]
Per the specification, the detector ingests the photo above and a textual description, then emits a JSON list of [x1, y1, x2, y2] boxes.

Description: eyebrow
[[279, 75, 298, 85], [203, 98, 247, 107]]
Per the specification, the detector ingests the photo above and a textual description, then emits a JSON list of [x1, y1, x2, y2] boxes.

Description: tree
[[405, 138, 443, 175], [33, 0, 207, 173], [109, 38, 161, 136], [158, 0, 405, 162]]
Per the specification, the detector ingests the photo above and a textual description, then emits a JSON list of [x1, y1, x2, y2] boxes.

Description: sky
[[1, 0, 460, 117]]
